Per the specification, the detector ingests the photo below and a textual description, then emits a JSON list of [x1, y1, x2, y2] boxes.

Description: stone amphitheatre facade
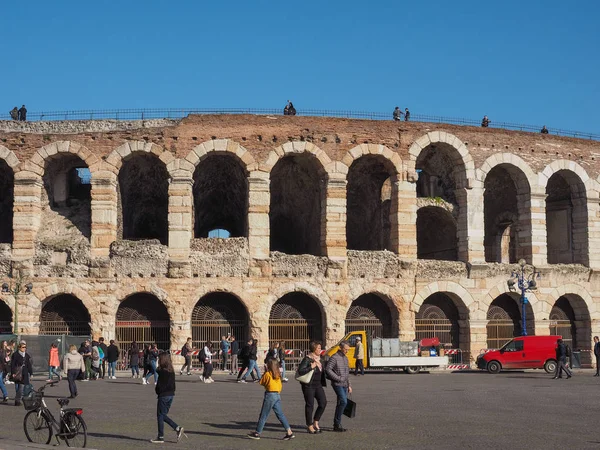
[[0, 114, 599, 365]]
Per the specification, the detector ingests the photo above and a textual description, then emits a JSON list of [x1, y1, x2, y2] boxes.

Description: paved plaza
[[1, 369, 600, 450]]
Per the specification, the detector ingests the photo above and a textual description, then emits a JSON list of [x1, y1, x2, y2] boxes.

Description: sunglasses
[[20, 346, 26, 349]]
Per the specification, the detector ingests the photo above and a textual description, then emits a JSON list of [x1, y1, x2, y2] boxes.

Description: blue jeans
[[281, 360, 286, 379], [145, 360, 158, 383], [48, 366, 60, 380], [255, 392, 290, 433], [332, 385, 348, 426], [0, 371, 7, 398], [243, 359, 261, 380], [108, 361, 117, 377], [157, 395, 178, 438], [131, 364, 139, 376]]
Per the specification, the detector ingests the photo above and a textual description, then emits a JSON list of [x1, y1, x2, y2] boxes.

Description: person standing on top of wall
[[541, 125, 549, 134], [18, 105, 27, 121], [393, 106, 402, 121], [481, 115, 490, 127], [9, 107, 18, 120], [404, 108, 410, 121]]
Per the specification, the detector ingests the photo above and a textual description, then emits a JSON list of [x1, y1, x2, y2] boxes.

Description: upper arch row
[[1, 132, 598, 192]]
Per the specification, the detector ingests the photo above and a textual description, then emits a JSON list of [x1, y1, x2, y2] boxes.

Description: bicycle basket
[[22, 390, 43, 411]]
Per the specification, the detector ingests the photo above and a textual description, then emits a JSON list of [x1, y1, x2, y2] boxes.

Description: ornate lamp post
[[507, 259, 540, 336], [1, 275, 33, 339]]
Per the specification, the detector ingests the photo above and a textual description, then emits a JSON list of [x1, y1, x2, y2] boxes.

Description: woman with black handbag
[[296, 341, 327, 434], [11, 341, 33, 407]]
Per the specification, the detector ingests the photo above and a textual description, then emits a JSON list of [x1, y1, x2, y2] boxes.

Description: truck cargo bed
[[369, 356, 449, 368]]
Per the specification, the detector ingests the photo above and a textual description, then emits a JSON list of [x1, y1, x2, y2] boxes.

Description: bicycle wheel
[[63, 413, 87, 448], [23, 410, 53, 445]]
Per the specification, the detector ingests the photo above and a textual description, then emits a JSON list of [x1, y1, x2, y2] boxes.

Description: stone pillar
[[528, 190, 547, 266], [455, 186, 485, 263], [247, 171, 270, 260], [167, 174, 193, 261], [12, 172, 42, 260], [90, 171, 118, 258], [394, 178, 417, 259], [586, 197, 600, 269], [469, 320, 488, 363], [323, 175, 347, 260], [399, 306, 416, 341], [535, 320, 551, 336]]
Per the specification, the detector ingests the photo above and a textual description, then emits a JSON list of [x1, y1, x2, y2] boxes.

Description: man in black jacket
[[11, 341, 33, 406], [594, 336, 600, 377], [230, 336, 239, 375], [98, 337, 108, 379], [553, 339, 572, 379], [106, 340, 120, 379]]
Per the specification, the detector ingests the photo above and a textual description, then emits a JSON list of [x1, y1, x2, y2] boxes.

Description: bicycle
[[22, 381, 87, 448]]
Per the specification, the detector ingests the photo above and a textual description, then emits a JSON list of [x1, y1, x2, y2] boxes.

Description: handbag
[[295, 368, 315, 384], [343, 397, 357, 419], [11, 364, 24, 383]]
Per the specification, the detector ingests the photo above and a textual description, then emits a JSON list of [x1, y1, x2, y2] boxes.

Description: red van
[[476, 335, 561, 374]]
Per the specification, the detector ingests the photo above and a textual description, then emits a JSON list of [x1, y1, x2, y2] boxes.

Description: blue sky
[[2, 1, 599, 133]]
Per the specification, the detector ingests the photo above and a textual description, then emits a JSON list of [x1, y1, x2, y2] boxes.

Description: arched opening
[[546, 171, 589, 265], [486, 294, 531, 349], [415, 292, 470, 360], [116, 293, 170, 356], [345, 293, 396, 338], [416, 206, 458, 261], [346, 156, 395, 251], [193, 154, 248, 238], [118, 153, 169, 244], [549, 295, 591, 365], [484, 165, 531, 263], [0, 300, 12, 334], [270, 154, 325, 255], [40, 154, 91, 240], [0, 160, 14, 244], [40, 294, 91, 336], [269, 292, 323, 354], [416, 144, 462, 204], [191, 292, 249, 369]]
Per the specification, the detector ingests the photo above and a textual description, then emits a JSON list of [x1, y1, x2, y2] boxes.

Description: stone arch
[[547, 290, 592, 363], [481, 157, 534, 263], [25, 141, 99, 177], [39, 293, 92, 336], [540, 160, 590, 190], [104, 141, 173, 174], [416, 206, 458, 261], [33, 283, 98, 319], [345, 292, 398, 338], [413, 281, 476, 313], [543, 166, 589, 265], [345, 151, 399, 251], [482, 280, 540, 326], [184, 139, 256, 172], [341, 144, 402, 176], [117, 149, 170, 244], [486, 293, 534, 348], [477, 153, 537, 191], [0, 147, 16, 244], [546, 284, 594, 321], [0, 298, 13, 334], [269, 291, 325, 350], [268, 143, 329, 255]]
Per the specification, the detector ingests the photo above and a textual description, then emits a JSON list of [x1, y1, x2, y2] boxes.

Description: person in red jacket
[[47, 342, 61, 382]]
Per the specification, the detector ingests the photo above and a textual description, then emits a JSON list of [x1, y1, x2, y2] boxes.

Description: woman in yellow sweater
[[247, 359, 295, 441]]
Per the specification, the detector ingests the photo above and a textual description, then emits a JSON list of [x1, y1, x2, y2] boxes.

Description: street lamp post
[[507, 259, 540, 336], [2, 275, 33, 340]]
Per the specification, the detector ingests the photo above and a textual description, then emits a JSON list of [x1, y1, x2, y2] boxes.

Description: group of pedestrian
[[0, 340, 32, 405], [393, 106, 410, 121], [9, 105, 27, 121], [284, 100, 297, 116]]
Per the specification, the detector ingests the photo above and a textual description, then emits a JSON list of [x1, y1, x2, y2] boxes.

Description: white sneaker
[[208, 377, 214, 383], [282, 377, 289, 382], [199, 376, 203, 382], [142, 378, 147, 385]]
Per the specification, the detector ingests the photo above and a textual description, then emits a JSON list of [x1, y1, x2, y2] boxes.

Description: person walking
[[18, 105, 27, 121], [200, 341, 215, 383], [144, 344, 159, 385], [9, 107, 18, 120], [354, 337, 365, 376], [247, 359, 295, 441], [230, 336, 239, 375], [278, 341, 289, 382], [150, 353, 186, 444], [98, 337, 108, 379], [594, 336, 600, 377], [78, 340, 92, 381], [220, 335, 230, 372], [553, 338, 572, 379], [4, 340, 14, 386], [106, 340, 119, 379], [297, 341, 327, 434], [237, 338, 258, 383], [0, 340, 10, 402], [142, 344, 151, 380], [47, 342, 61, 382], [11, 341, 33, 406], [179, 337, 193, 376], [325, 340, 353, 432], [393, 106, 402, 121], [130, 341, 140, 378], [242, 339, 261, 383], [63, 345, 85, 399]]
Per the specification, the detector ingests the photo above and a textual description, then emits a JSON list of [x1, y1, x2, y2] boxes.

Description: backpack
[[565, 345, 572, 357], [97, 347, 105, 361], [198, 348, 206, 363], [181, 344, 188, 357]]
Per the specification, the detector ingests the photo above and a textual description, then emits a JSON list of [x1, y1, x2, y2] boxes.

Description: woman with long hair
[[150, 353, 186, 444], [201, 341, 214, 383], [278, 341, 288, 382], [47, 342, 61, 382], [247, 359, 295, 441], [130, 341, 140, 378], [297, 341, 327, 433]]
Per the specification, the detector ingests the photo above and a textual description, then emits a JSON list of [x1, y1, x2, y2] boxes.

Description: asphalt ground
[[1, 369, 599, 450]]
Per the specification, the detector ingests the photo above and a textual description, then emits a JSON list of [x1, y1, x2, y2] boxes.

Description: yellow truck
[[326, 330, 449, 374]]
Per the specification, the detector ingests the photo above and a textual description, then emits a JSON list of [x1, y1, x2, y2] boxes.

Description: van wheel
[[405, 366, 420, 375], [544, 360, 557, 374], [487, 361, 501, 374]]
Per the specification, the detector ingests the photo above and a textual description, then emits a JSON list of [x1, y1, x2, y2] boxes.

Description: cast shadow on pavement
[[203, 421, 306, 432], [88, 432, 150, 442]]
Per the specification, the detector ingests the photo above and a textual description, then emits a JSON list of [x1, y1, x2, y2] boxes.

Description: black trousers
[[67, 369, 79, 397], [355, 359, 364, 376], [554, 359, 572, 378], [203, 362, 213, 379], [301, 384, 327, 426], [596, 356, 599, 375], [100, 359, 106, 379]]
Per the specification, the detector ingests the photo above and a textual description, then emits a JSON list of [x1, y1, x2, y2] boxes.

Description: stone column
[[323, 175, 347, 260], [399, 306, 416, 341], [12, 172, 42, 260], [586, 197, 600, 269], [468, 320, 488, 364], [167, 174, 193, 262], [90, 171, 118, 258], [247, 171, 270, 261], [455, 186, 485, 263], [528, 190, 547, 266], [535, 320, 551, 336], [394, 177, 417, 259]]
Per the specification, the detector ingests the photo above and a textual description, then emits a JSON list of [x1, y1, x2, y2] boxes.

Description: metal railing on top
[[0, 108, 598, 141]]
